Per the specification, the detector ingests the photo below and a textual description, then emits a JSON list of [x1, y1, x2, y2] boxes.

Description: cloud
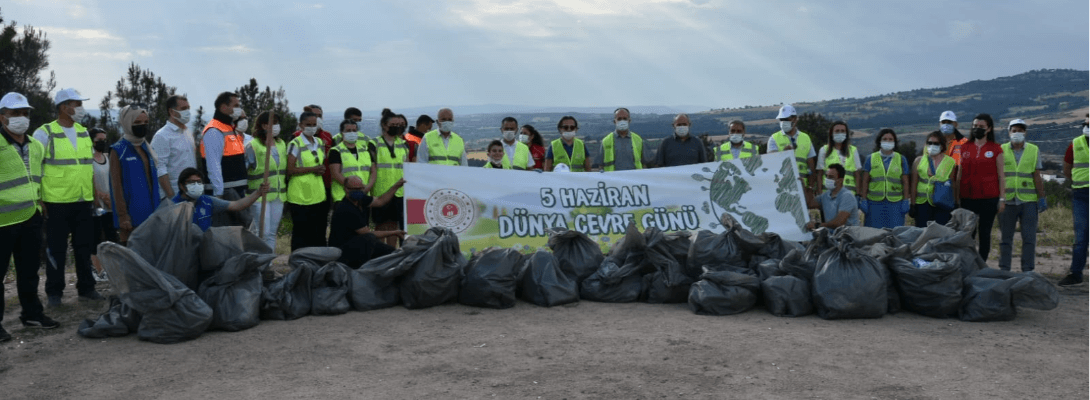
[[948, 20, 978, 41], [198, 45, 256, 54], [34, 27, 122, 43]]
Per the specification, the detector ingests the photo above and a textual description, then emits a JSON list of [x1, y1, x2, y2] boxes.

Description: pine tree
[[0, 11, 56, 125]]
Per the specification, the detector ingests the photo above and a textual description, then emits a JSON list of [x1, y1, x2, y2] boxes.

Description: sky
[[5, 0, 1089, 116]]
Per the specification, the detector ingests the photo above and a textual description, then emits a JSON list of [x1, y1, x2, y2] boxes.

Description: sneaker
[[0, 326, 11, 342], [47, 295, 62, 307], [20, 315, 59, 329], [1058, 273, 1084, 286], [78, 291, 105, 301]]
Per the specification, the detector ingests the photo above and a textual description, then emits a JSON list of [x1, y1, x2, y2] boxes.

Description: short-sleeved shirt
[[328, 196, 373, 249], [817, 188, 860, 227], [654, 135, 707, 167], [766, 133, 817, 158], [327, 145, 366, 165]]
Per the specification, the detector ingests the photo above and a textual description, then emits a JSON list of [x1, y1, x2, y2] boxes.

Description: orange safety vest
[[199, 119, 246, 157], [947, 137, 967, 166]]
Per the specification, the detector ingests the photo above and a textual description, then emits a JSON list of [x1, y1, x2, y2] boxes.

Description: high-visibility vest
[[716, 141, 757, 161], [484, 156, 511, 169], [199, 119, 245, 157], [372, 136, 408, 198], [423, 129, 464, 166], [0, 135, 43, 227], [506, 141, 530, 170], [822, 144, 858, 193], [331, 132, 371, 148], [1072, 136, 1089, 189], [200, 119, 248, 189], [550, 139, 586, 172], [286, 135, 326, 206], [110, 139, 161, 228], [601, 131, 643, 171], [247, 138, 288, 202], [330, 142, 373, 201], [947, 137, 968, 165], [38, 121, 94, 203], [1001, 142, 1039, 202], [867, 152, 905, 202], [915, 155, 956, 205], [771, 130, 813, 179]]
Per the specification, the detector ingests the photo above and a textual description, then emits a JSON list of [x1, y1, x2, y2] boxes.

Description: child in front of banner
[[484, 140, 509, 169]]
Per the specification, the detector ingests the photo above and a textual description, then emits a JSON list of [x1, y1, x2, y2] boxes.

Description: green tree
[[192, 105, 206, 142], [105, 62, 178, 141], [796, 112, 834, 152], [0, 11, 56, 125], [235, 78, 296, 141]]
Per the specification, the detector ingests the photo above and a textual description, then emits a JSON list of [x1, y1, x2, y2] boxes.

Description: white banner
[[403, 151, 809, 254]]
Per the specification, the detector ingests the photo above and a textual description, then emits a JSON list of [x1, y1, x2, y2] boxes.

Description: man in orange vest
[[937, 110, 967, 165], [200, 91, 248, 199]]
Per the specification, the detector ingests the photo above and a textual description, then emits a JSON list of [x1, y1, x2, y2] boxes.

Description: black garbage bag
[[547, 227, 604, 284], [347, 231, 443, 311], [916, 231, 986, 280], [756, 232, 804, 260], [687, 218, 746, 281], [761, 275, 813, 317], [642, 228, 692, 302], [460, 248, 523, 309], [199, 226, 272, 273], [312, 262, 351, 315], [688, 269, 761, 316], [642, 271, 692, 304], [580, 256, 647, 303], [970, 269, 1060, 311], [260, 263, 313, 321], [959, 275, 1019, 322], [197, 252, 275, 331], [891, 226, 925, 247], [779, 249, 815, 280], [756, 258, 785, 281], [811, 233, 888, 320], [127, 202, 203, 290], [77, 296, 142, 338], [518, 250, 579, 307], [399, 227, 467, 309], [803, 227, 832, 262], [886, 252, 962, 318], [98, 242, 213, 344]]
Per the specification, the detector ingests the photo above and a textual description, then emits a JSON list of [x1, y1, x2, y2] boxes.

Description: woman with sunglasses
[[910, 131, 958, 227]]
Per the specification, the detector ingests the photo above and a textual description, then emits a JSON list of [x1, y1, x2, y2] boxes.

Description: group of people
[[1, 88, 1087, 342]]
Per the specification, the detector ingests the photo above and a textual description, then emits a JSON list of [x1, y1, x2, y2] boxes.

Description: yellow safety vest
[[771, 130, 812, 177], [423, 130, 464, 166], [38, 121, 94, 203], [373, 136, 408, 198], [915, 155, 956, 205], [1001, 142, 1039, 202], [483, 157, 511, 169], [286, 135, 326, 206], [717, 141, 757, 161], [867, 152, 905, 202], [247, 138, 288, 202], [0, 135, 44, 227], [1072, 136, 1088, 189], [550, 139, 586, 172], [601, 131, 643, 171], [822, 144, 858, 193], [508, 141, 530, 170], [331, 132, 371, 148], [330, 142, 373, 201]]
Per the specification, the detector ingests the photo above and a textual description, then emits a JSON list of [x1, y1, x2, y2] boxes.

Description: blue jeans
[[999, 201, 1038, 272], [1072, 188, 1088, 276]]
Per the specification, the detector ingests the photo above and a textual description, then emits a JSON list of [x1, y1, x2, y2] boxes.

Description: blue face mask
[[348, 190, 367, 202], [940, 124, 954, 135]]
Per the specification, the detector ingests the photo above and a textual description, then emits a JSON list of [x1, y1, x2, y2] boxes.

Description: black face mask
[[94, 140, 108, 153], [387, 125, 405, 136], [971, 128, 987, 139], [131, 124, 149, 138]]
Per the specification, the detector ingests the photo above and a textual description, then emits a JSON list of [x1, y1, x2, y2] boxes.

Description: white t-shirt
[[92, 154, 110, 209]]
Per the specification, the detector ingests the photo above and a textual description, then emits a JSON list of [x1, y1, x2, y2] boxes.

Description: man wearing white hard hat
[[0, 92, 60, 340], [935, 110, 967, 166], [997, 119, 1045, 273], [767, 104, 816, 191], [31, 88, 104, 306]]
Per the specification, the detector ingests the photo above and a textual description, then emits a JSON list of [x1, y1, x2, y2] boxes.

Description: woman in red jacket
[[957, 113, 1006, 261], [521, 124, 547, 171]]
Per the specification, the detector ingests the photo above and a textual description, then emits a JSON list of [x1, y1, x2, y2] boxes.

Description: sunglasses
[[560, 125, 577, 130], [927, 142, 941, 145]]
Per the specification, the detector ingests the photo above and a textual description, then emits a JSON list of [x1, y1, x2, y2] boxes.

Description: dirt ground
[[1, 248, 1087, 399]]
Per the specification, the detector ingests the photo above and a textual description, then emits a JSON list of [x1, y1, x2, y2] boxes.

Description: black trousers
[[1, 212, 45, 321], [961, 197, 999, 261], [337, 233, 396, 268], [44, 201, 96, 297], [289, 202, 329, 251]]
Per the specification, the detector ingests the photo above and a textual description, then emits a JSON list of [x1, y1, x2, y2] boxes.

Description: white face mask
[[231, 107, 243, 119], [343, 131, 359, 143], [832, 133, 847, 143], [271, 124, 282, 136], [824, 178, 837, 190], [174, 109, 191, 124], [729, 133, 744, 144], [502, 130, 517, 141], [490, 154, 503, 163], [439, 121, 454, 133], [561, 131, 575, 140], [235, 120, 248, 133], [674, 126, 689, 137], [303, 126, 317, 137], [615, 120, 629, 132], [316, 117, 324, 130], [927, 145, 941, 156], [880, 141, 895, 151], [185, 182, 204, 199], [1083, 125, 1088, 136], [71, 106, 88, 121], [5, 116, 30, 134], [518, 134, 530, 144], [779, 120, 793, 133], [1009, 132, 1025, 143]]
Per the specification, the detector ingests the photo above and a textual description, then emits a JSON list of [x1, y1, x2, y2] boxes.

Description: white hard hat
[[0, 92, 33, 110], [776, 104, 797, 119], [53, 88, 89, 105], [939, 111, 957, 122]]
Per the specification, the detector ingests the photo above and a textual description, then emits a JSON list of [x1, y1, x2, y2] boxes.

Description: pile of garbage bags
[[81, 204, 1064, 344]]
